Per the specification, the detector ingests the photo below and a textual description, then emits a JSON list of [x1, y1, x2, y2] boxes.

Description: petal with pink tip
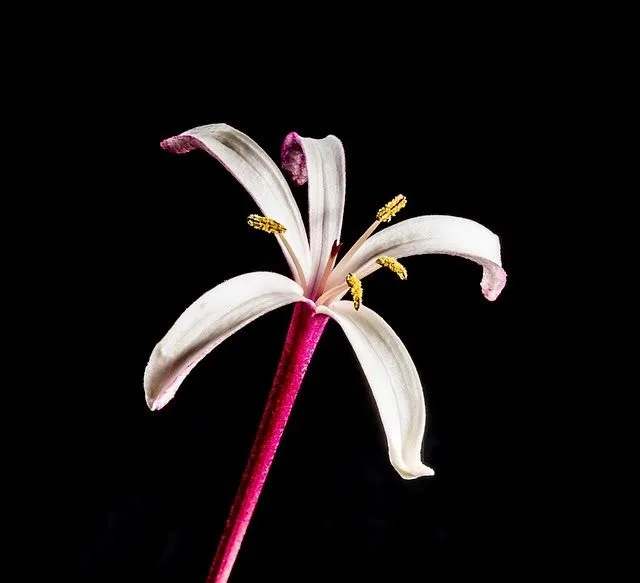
[[317, 301, 435, 479], [329, 215, 507, 301], [161, 123, 311, 284], [144, 272, 308, 411], [281, 132, 346, 293]]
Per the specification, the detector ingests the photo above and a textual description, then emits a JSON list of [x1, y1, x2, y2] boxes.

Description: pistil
[[313, 240, 343, 299]]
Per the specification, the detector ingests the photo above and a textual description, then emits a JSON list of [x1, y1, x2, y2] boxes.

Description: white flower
[[144, 123, 507, 479]]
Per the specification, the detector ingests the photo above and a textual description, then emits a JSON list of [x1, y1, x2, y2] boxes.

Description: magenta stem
[[205, 302, 329, 583]]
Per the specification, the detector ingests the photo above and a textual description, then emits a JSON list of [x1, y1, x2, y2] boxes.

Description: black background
[[85, 67, 554, 582]]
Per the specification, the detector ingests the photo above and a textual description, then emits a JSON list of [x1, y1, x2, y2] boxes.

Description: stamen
[[376, 195, 407, 223], [376, 256, 408, 280], [277, 234, 307, 290], [331, 195, 408, 283], [247, 214, 306, 290], [346, 273, 363, 310], [247, 214, 287, 234]]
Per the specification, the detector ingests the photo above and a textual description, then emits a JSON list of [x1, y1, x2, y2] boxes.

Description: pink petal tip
[[481, 267, 508, 301], [160, 135, 200, 154], [281, 132, 308, 185], [149, 390, 175, 411]]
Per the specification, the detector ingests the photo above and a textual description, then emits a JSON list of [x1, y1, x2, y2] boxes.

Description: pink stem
[[205, 302, 329, 583]]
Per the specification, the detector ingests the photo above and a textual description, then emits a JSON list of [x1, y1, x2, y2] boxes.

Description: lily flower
[[145, 123, 507, 582]]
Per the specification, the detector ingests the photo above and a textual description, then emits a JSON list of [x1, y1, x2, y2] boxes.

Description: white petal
[[161, 123, 311, 283], [282, 133, 346, 293], [317, 301, 434, 479], [144, 272, 308, 411], [329, 215, 507, 301]]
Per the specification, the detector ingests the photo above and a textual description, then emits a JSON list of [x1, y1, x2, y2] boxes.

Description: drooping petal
[[144, 272, 309, 411], [161, 124, 311, 284], [328, 215, 507, 301], [281, 132, 346, 294], [316, 301, 434, 479]]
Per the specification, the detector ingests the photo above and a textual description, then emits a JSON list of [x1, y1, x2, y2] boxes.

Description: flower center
[[247, 195, 409, 310]]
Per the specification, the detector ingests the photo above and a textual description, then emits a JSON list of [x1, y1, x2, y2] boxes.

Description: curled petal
[[317, 302, 434, 479], [282, 132, 346, 294], [329, 215, 507, 301], [161, 123, 311, 284], [144, 272, 308, 411]]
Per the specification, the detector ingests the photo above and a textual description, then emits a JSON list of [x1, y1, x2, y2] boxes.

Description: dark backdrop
[[86, 70, 550, 581]]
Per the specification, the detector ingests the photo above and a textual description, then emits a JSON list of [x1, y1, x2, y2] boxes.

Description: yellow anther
[[376, 256, 408, 280], [247, 214, 287, 234], [376, 195, 407, 223], [346, 273, 363, 310]]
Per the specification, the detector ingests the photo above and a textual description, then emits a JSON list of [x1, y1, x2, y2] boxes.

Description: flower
[[145, 123, 507, 480]]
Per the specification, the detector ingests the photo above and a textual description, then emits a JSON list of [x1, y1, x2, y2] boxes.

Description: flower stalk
[[206, 302, 329, 583]]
